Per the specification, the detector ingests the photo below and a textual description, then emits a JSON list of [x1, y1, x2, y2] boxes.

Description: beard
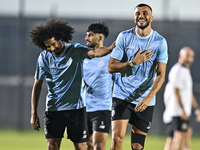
[[136, 21, 150, 29], [86, 41, 96, 49], [135, 18, 151, 29]]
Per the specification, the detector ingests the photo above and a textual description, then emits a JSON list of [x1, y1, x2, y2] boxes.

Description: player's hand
[[30, 114, 41, 131], [132, 48, 154, 65], [181, 111, 188, 121], [109, 41, 116, 50], [135, 97, 151, 112], [195, 109, 200, 122]]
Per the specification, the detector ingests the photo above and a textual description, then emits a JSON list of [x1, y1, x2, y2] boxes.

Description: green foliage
[[0, 129, 199, 150]]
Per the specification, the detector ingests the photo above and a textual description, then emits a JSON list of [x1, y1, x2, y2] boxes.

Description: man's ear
[[99, 34, 104, 41], [150, 16, 154, 22]]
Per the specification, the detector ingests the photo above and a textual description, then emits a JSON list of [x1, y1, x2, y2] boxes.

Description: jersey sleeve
[[74, 43, 89, 59], [34, 53, 45, 80], [111, 32, 124, 61], [156, 38, 168, 64]]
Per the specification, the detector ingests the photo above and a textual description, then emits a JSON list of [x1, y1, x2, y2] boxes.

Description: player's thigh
[[132, 124, 147, 136], [93, 131, 109, 144], [173, 130, 182, 143], [111, 119, 129, 139]]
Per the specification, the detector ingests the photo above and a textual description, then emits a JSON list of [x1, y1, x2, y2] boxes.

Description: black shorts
[[111, 97, 154, 133], [171, 117, 189, 132], [87, 110, 111, 135], [44, 107, 89, 143], [166, 123, 174, 138]]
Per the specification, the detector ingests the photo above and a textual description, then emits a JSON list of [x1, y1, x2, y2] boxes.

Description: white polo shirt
[[163, 63, 193, 123]]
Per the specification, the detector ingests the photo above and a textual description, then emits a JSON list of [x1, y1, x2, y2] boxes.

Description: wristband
[[129, 60, 134, 67]]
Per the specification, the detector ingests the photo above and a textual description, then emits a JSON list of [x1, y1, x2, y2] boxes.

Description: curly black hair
[[29, 19, 75, 50], [87, 22, 109, 38]]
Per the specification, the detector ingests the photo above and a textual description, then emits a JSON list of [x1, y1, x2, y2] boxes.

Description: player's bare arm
[[135, 62, 166, 112], [174, 88, 188, 120], [30, 79, 43, 131], [87, 41, 115, 58], [108, 48, 154, 73]]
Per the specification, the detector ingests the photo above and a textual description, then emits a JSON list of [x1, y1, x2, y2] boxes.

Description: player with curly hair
[[30, 19, 115, 150]]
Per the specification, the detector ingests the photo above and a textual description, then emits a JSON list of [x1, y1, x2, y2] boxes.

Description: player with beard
[[30, 19, 115, 150], [108, 3, 168, 150], [83, 22, 115, 150]]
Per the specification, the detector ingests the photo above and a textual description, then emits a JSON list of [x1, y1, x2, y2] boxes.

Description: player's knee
[[46, 139, 61, 149], [112, 135, 123, 144], [74, 142, 87, 150], [131, 132, 146, 150], [111, 134, 124, 149], [86, 142, 94, 150], [94, 142, 106, 150], [47, 142, 59, 149]]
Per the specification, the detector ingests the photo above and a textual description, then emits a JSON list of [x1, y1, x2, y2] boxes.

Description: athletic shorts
[[87, 110, 111, 135], [166, 123, 174, 137], [171, 117, 189, 132], [44, 107, 89, 143], [111, 97, 154, 133]]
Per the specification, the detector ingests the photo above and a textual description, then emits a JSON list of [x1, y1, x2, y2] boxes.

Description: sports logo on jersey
[[99, 121, 105, 129], [98, 61, 104, 67], [128, 49, 133, 55], [50, 64, 56, 73], [128, 45, 134, 49]]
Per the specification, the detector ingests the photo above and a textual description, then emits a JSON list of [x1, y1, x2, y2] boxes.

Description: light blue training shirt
[[83, 54, 114, 112], [111, 27, 168, 106], [34, 43, 89, 111]]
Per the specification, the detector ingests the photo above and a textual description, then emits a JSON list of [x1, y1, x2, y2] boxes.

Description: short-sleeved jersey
[[34, 43, 89, 111], [82, 54, 114, 112], [164, 63, 193, 118], [111, 27, 168, 106]]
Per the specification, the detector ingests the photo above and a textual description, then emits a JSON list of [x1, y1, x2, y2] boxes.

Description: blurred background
[[0, 0, 200, 135]]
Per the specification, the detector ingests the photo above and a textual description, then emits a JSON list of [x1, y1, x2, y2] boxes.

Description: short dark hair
[[29, 19, 75, 50], [135, 3, 152, 12], [87, 22, 109, 38]]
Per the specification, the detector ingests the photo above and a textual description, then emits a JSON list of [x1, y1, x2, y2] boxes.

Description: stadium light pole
[[17, 0, 26, 130]]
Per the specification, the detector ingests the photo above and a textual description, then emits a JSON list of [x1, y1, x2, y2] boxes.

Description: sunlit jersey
[[111, 27, 168, 106]]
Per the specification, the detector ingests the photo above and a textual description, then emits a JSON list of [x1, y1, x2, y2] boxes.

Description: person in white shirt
[[163, 47, 200, 150]]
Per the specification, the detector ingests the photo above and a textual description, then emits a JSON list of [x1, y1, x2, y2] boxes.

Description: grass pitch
[[0, 129, 199, 150]]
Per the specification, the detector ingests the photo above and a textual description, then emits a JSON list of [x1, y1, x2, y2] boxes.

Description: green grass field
[[0, 129, 199, 150]]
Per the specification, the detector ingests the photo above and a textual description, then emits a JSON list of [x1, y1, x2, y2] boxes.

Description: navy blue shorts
[[111, 97, 154, 133], [171, 117, 189, 132], [87, 110, 111, 135], [44, 107, 89, 143]]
